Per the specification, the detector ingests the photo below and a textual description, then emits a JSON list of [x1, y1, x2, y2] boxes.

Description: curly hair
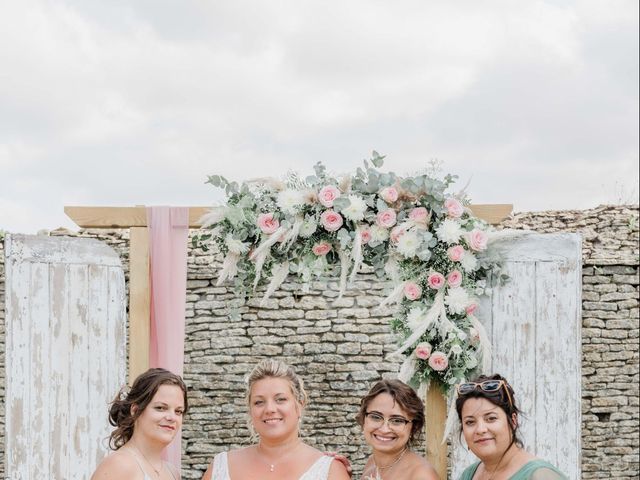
[[108, 368, 188, 450]]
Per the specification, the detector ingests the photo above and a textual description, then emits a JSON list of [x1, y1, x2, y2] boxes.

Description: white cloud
[[0, 0, 637, 233]]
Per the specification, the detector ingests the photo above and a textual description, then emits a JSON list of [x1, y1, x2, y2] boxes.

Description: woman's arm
[[328, 458, 352, 480], [201, 463, 213, 480]]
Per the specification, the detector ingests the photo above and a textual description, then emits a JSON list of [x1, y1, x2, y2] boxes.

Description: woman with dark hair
[[91, 368, 188, 480], [357, 379, 439, 480], [456, 374, 567, 480]]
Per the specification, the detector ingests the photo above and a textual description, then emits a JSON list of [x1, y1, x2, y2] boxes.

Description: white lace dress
[[210, 451, 334, 480]]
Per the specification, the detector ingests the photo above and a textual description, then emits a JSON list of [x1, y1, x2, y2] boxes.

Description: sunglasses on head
[[456, 379, 514, 409]]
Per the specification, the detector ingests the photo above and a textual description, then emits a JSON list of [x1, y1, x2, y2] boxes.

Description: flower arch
[[195, 152, 504, 397]]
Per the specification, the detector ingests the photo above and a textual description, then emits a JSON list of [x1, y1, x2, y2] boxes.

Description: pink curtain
[[146, 206, 189, 468]]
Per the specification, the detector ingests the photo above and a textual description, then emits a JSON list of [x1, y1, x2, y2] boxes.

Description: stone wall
[[0, 205, 637, 479]]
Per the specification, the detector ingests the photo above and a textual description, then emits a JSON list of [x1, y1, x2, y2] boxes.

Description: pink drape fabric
[[146, 206, 189, 468]]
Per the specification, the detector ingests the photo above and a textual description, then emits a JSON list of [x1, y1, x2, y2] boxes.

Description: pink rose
[[379, 186, 398, 203], [360, 227, 372, 244], [390, 225, 406, 243], [444, 198, 464, 218], [403, 281, 422, 300], [320, 210, 344, 232], [427, 272, 446, 290], [312, 242, 332, 256], [414, 342, 432, 360], [467, 229, 488, 252], [428, 352, 449, 371], [447, 270, 463, 288], [257, 213, 279, 234], [376, 209, 397, 228], [466, 302, 478, 316], [409, 207, 429, 225], [318, 185, 341, 208], [447, 245, 465, 262]]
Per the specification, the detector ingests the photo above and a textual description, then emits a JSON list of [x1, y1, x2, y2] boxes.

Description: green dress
[[458, 459, 568, 480]]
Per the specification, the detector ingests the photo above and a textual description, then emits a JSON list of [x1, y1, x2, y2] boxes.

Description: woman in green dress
[[456, 374, 567, 480]]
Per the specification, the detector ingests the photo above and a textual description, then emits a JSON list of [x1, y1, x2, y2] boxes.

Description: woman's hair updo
[[108, 368, 188, 449]]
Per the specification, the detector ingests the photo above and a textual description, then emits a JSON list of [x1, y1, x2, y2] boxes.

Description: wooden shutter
[[451, 232, 582, 479], [4, 234, 126, 479]]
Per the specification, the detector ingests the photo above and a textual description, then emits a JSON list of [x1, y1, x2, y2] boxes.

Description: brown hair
[[455, 373, 523, 449], [356, 379, 425, 446], [108, 368, 188, 449]]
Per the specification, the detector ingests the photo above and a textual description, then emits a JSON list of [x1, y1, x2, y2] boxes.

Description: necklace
[[130, 442, 163, 477], [374, 446, 408, 472], [256, 439, 301, 473]]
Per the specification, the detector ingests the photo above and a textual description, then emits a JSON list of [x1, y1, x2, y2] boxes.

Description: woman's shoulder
[[405, 451, 440, 480], [458, 461, 481, 480], [519, 459, 568, 479], [91, 450, 142, 480]]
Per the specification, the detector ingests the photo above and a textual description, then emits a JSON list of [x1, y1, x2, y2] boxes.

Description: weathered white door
[[4, 234, 127, 479], [451, 232, 582, 479]]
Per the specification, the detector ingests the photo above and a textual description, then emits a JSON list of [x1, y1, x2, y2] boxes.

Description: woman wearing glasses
[[356, 379, 440, 480], [202, 359, 350, 480], [456, 374, 567, 480]]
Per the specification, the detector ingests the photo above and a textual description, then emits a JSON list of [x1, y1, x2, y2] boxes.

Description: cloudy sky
[[1, 0, 638, 234]]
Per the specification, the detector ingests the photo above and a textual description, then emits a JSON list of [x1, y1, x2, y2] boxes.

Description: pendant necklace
[[256, 439, 301, 473], [130, 441, 162, 478], [373, 446, 408, 476]]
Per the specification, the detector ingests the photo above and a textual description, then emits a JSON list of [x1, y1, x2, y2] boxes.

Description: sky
[[1, 0, 638, 234]]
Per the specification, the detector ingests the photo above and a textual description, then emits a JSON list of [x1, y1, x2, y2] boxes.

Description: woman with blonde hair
[[91, 368, 188, 480], [202, 359, 350, 480]]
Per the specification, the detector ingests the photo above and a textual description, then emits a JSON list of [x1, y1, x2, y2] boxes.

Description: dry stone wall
[[0, 205, 637, 479]]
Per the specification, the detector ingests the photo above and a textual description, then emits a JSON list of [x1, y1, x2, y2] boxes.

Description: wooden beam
[[425, 384, 448, 480], [65, 204, 512, 228], [128, 227, 150, 384]]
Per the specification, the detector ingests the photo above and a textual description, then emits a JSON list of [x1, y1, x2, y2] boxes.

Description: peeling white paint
[[4, 234, 127, 479], [451, 233, 582, 479]]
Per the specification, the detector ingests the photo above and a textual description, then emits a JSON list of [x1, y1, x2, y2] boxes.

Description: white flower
[[436, 219, 463, 244], [299, 218, 317, 237], [445, 287, 470, 315], [277, 189, 305, 215], [460, 252, 478, 272], [225, 234, 249, 255], [341, 194, 368, 221], [450, 344, 463, 356], [406, 305, 427, 331], [369, 225, 390, 243], [397, 230, 420, 257]]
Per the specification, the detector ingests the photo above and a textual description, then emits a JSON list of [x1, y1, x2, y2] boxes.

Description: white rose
[[460, 252, 478, 272], [341, 195, 368, 222], [436, 219, 463, 244], [370, 225, 390, 242], [277, 189, 305, 215], [445, 287, 470, 315], [397, 230, 420, 257], [299, 218, 317, 237]]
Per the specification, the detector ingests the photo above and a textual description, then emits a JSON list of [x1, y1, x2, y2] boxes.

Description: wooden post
[[128, 226, 150, 383], [426, 383, 448, 480]]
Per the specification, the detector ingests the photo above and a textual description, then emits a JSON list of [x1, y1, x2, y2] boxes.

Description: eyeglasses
[[364, 412, 412, 430], [456, 380, 514, 408]]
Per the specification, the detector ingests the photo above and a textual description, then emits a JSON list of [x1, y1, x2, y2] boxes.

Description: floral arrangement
[[194, 152, 504, 395]]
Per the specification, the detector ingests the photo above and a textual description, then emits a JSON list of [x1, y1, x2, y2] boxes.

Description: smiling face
[[133, 384, 185, 446], [461, 397, 515, 461], [249, 377, 302, 441], [362, 392, 413, 454]]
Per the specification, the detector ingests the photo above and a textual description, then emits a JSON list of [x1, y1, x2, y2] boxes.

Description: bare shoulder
[[327, 456, 351, 480], [91, 451, 142, 480], [406, 451, 440, 480], [227, 445, 254, 462], [166, 462, 181, 479]]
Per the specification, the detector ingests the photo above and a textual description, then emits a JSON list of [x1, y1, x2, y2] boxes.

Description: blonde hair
[[245, 359, 308, 408]]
